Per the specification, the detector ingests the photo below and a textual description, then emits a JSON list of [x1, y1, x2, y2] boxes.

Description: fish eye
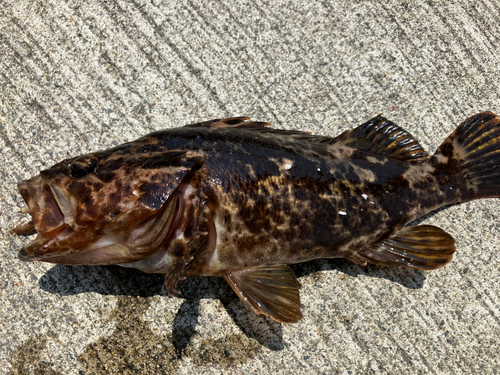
[[69, 154, 99, 178]]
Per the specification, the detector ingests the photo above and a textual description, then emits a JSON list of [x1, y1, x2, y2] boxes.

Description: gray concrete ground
[[1, 0, 499, 374]]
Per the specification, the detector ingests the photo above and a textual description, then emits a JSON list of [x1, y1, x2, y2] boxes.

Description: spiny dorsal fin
[[348, 225, 456, 270], [184, 117, 315, 138], [224, 264, 303, 323], [185, 117, 272, 129], [332, 115, 430, 164]]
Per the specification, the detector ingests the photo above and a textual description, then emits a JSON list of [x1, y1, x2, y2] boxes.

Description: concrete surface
[[1, 0, 500, 374]]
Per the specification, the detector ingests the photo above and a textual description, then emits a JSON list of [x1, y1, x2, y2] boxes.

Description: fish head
[[13, 140, 204, 266]]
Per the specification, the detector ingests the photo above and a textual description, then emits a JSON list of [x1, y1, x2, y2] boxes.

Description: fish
[[10, 112, 500, 323]]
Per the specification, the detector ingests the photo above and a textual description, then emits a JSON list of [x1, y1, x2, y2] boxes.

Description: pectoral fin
[[350, 225, 456, 270], [224, 265, 303, 324]]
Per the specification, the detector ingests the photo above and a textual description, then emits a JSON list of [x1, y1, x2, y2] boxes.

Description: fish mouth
[[13, 174, 73, 261]]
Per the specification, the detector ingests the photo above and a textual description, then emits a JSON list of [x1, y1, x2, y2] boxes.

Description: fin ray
[[433, 111, 500, 201], [331, 115, 429, 164], [184, 117, 271, 129], [355, 225, 456, 270], [224, 265, 302, 323], [183, 116, 431, 165]]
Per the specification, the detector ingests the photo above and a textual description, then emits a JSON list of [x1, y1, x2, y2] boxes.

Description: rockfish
[[11, 112, 500, 323]]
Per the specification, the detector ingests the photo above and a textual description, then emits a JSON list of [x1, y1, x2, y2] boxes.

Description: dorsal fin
[[331, 115, 429, 164], [184, 117, 314, 138], [184, 116, 429, 164], [184, 117, 272, 129]]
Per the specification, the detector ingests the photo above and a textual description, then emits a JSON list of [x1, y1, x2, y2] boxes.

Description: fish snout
[[14, 175, 69, 260]]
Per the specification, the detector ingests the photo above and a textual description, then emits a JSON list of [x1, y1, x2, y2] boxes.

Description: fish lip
[[16, 174, 69, 259], [17, 234, 49, 261]]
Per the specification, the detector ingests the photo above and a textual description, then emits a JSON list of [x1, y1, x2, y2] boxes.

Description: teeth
[[21, 206, 31, 214]]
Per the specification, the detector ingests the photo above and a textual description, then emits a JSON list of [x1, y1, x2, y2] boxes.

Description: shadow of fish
[[11, 112, 500, 323]]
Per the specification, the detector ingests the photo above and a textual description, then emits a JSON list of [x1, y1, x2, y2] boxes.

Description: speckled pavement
[[1, 1, 499, 374]]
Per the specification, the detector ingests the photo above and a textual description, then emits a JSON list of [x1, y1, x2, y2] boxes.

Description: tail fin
[[433, 112, 500, 202]]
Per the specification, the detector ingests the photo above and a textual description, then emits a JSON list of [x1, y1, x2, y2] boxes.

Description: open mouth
[[11, 175, 70, 261]]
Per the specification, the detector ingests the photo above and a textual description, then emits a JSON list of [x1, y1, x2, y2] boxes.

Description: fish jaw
[[20, 239, 132, 265], [15, 174, 72, 260], [13, 174, 115, 264]]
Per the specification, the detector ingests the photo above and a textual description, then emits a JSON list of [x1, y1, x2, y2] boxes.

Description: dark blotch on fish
[[11, 112, 500, 323]]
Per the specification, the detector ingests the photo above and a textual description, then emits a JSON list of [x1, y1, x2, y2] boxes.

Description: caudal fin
[[433, 112, 500, 202]]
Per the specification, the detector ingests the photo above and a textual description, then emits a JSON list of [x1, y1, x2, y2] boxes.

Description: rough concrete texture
[[1, 0, 499, 374]]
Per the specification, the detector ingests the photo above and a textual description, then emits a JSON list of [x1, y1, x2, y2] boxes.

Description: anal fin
[[354, 225, 456, 270], [224, 265, 303, 324]]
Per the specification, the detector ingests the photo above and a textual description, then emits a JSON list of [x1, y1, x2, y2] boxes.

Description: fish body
[[12, 112, 500, 323]]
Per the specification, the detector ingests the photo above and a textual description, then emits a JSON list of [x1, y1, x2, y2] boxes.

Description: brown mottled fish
[[11, 112, 500, 323]]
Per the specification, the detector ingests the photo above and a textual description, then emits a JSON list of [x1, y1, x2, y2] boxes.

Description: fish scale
[[11, 112, 500, 323]]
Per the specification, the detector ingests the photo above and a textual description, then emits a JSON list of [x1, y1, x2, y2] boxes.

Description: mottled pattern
[[195, 136, 448, 273], [108, 117, 465, 276], [13, 114, 500, 303]]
